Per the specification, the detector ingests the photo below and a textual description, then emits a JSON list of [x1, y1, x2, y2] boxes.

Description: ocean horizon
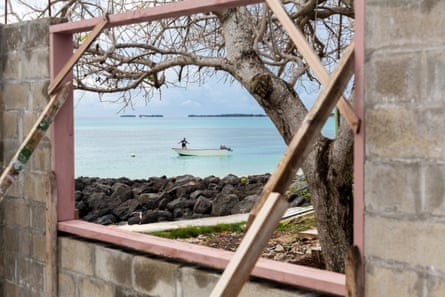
[[74, 115, 335, 179]]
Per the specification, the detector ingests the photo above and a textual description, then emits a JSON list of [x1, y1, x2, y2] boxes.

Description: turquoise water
[[75, 116, 335, 179]]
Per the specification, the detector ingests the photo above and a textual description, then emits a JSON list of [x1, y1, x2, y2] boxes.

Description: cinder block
[[114, 287, 149, 297], [2, 52, 21, 80], [180, 267, 219, 297], [59, 237, 94, 276], [79, 278, 114, 297], [29, 141, 52, 173], [4, 199, 30, 227], [19, 228, 32, 257], [32, 233, 46, 262], [2, 24, 25, 51], [4, 223, 19, 254], [22, 49, 49, 80], [3, 139, 21, 167], [2, 111, 19, 138], [6, 171, 25, 198], [365, 53, 421, 106], [25, 173, 49, 203], [240, 282, 306, 297], [2, 83, 29, 110], [365, 215, 445, 272], [23, 110, 40, 138], [25, 19, 51, 49], [30, 202, 46, 231], [58, 272, 76, 297], [366, 108, 445, 159], [421, 163, 445, 216], [365, 160, 419, 214], [365, 262, 418, 297], [95, 245, 132, 288], [366, 108, 415, 156], [17, 257, 44, 291], [29, 80, 50, 110], [366, 2, 445, 50], [180, 266, 313, 297], [422, 50, 445, 103], [133, 255, 179, 296], [3, 252, 17, 282], [414, 108, 445, 159]]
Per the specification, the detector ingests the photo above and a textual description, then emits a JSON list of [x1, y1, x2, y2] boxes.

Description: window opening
[[49, 1, 363, 296]]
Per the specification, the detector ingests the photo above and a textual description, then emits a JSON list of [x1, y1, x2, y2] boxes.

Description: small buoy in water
[[130, 153, 136, 158]]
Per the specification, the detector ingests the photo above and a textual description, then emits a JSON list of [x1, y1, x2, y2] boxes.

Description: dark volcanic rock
[[75, 173, 309, 225], [137, 193, 162, 209], [231, 194, 258, 214], [211, 193, 239, 216], [193, 196, 213, 214], [112, 199, 140, 220]]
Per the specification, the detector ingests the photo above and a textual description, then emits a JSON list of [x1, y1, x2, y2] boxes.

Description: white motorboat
[[172, 147, 232, 156]]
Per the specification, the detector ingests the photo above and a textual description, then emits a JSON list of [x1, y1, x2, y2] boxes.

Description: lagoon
[[75, 116, 335, 179]]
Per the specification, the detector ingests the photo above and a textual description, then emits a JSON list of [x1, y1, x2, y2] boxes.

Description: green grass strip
[[148, 222, 246, 239]]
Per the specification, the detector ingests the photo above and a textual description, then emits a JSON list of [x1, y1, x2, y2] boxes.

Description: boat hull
[[172, 148, 230, 156]]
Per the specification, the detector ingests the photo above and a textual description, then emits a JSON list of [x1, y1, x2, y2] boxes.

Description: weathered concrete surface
[[58, 236, 331, 297], [364, 0, 445, 295], [0, 18, 53, 297]]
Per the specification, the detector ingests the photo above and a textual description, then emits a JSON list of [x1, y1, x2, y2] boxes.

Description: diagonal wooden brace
[[0, 83, 72, 202], [210, 192, 289, 297], [247, 41, 354, 229], [265, 0, 360, 133], [48, 14, 109, 95]]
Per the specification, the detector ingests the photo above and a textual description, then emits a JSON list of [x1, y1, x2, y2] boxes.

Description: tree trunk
[[302, 122, 354, 272], [219, 7, 354, 272]]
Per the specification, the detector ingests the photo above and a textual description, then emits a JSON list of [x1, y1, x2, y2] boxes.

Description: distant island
[[188, 113, 267, 118], [138, 114, 164, 118], [119, 114, 164, 118]]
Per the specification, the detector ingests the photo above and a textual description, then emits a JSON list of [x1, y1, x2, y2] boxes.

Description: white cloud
[[180, 100, 201, 107]]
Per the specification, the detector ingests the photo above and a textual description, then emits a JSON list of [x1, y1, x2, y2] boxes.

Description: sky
[[74, 76, 317, 118]]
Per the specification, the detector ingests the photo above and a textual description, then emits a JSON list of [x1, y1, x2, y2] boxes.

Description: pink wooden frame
[[50, 0, 365, 295]]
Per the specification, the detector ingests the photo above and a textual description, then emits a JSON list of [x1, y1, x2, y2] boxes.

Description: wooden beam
[[59, 219, 346, 295], [248, 41, 355, 227], [210, 192, 289, 297], [47, 15, 108, 95], [345, 245, 363, 297], [0, 82, 72, 201], [265, 0, 360, 133], [50, 0, 263, 34], [45, 171, 58, 297]]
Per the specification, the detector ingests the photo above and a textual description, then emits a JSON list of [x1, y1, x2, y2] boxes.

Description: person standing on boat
[[179, 137, 189, 150]]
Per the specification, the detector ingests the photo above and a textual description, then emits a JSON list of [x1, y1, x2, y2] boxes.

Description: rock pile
[[75, 173, 309, 225]]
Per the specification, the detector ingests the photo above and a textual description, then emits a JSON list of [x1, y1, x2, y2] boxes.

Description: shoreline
[[75, 173, 309, 226]]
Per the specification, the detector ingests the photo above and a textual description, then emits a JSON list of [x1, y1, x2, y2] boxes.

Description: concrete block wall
[[58, 236, 326, 297], [364, 1, 445, 296], [0, 19, 53, 297]]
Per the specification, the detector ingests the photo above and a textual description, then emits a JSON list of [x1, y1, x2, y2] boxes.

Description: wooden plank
[[345, 245, 363, 297], [265, 0, 360, 133], [210, 192, 289, 297], [45, 171, 58, 297], [47, 15, 108, 95], [0, 82, 72, 201], [50, 0, 263, 34], [248, 41, 354, 227]]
